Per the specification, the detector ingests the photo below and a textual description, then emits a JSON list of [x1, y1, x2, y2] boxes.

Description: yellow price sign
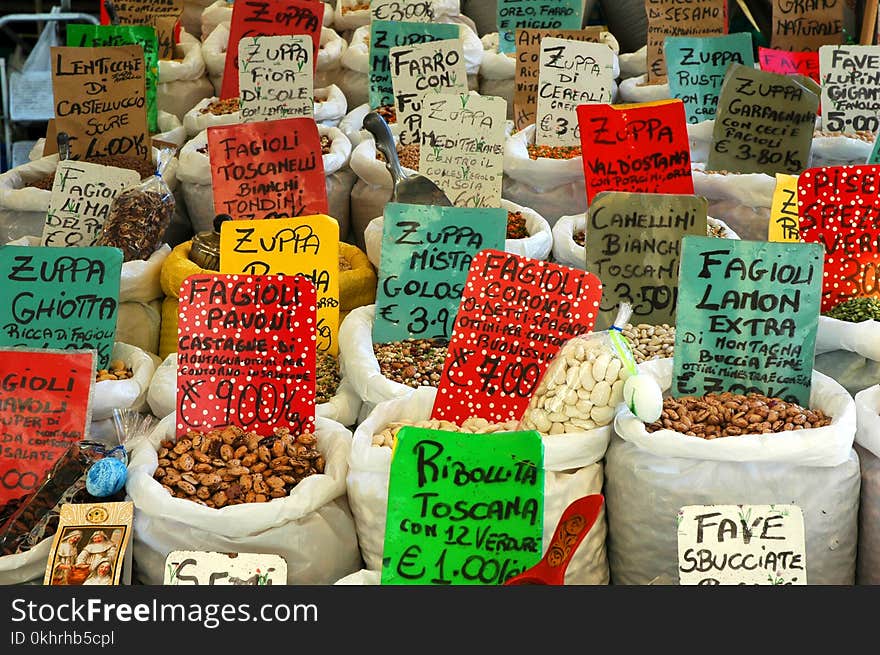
[[768, 173, 800, 242]]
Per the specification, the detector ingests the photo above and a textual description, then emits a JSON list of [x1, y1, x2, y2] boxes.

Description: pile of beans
[[373, 338, 447, 387], [376, 104, 397, 124], [824, 296, 880, 322], [621, 324, 675, 363], [201, 98, 239, 115], [95, 360, 134, 382], [316, 352, 341, 404], [376, 143, 420, 169], [371, 417, 521, 448], [507, 211, 528, 239], [527, 144, 581, 160], [321, 135, 333, 155], [27, 155, 155, 190]]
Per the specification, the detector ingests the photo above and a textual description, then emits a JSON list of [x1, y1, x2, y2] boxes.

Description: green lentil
[[824, 296, 880, 322]]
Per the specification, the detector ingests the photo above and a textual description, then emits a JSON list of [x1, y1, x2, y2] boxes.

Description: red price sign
[[175, 274, 317, 437], [208, 118, 328, 220], [0, 349, 94, 507], [431, 250, 602, 424], [799, 165, 880, 312], [219, 0, 322, 99], [758, 47, 820, 84]]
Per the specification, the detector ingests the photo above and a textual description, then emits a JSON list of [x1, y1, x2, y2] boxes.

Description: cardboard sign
[[798, 165, 880, 312], [175, 274, 316, 436], [771, 0, 843, 52], [432, 250, 602, 424], [218, 215, 340, 355], [768, 173, 801, 242], [665, 33, 755, 124], [44, 501, 133, 586], [50, 45, 149, 161], [66, 24, 159, 134], [381, 427, 544, 585], [220, 0, 323, 100], [646, 0, 727, 84], [677, 505, 807, 585], [164, 551, 287, 585], [672, 236, 823, 405], [152, 14, 179, 60], [586, 192, 708, 331], [390, 39, 468, 146], [41, 160, 140, 248], [371, 0, 435, 22], [373, 204, 507, 343], [419, 93, 507, 208], [758, 47, 821, 84], [819, 46, 880, 135], [497, 0, 584, 55], [0, 349, 94, 509], [239, 35, 314, 122], [99, 0, 182, 59], [707, 64, 818, 175], [513, 27, 607, 130], [0, 246, 122, 369], [369, 20, 459, 109], [207, 117, 328, 219], [578, 100, 694, 204], [535, 38, 615, 147]]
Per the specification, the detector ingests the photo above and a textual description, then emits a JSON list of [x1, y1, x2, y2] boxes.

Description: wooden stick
[[861, 0, 879, 45]]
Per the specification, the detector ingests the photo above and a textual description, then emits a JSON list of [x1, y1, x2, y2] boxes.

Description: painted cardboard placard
[[239, 35, 314, 123], [381, 427, 544, 585], [41, 160, 140, 248], [207, 117, 328, 219], [798, 165, 880, 312], [768, 173, 801, 242], [390, 39, 468, 146], [66, 24, 159, 134], [665, 32, 755, 124], [0, 349, 94, 509], [771, 0, 843, 52], [175, 274, 316, 437], [44, 501, 133, 586], [672, 236, 823, 405], [819, 46, 880, 135], [218, 215, 340, 355], [577, 100, 694, 205], [758, 47, 821, 84], [0, 246, 122, 369], [535, 38, 615, 147], [497, 0, 584, 55], [373, 203, 507, 343], [646, 0, 727, 84], [99, 0, 182, 59], [677, 505, 807, 585], [707, 64, 818, 175], [371, 0, 435, 22], [432, 250, 602, 424], [586, 192, 708, 331], [420, 93, 507, 208], [369, 20, 459, 109], [513, 27, 607, 130], [50, 45, 149, 161], [220, 0, 322, 100], [164, 551, 287, 585]]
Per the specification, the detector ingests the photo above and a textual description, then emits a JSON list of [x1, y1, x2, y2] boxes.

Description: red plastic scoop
[[504, 494, 605, 586]]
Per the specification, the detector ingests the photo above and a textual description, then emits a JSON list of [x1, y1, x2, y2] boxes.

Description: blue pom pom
[[86, 458, 127, 497]]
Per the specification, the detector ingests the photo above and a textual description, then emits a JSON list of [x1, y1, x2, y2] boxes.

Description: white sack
[[91, 342, 158, 421], [855, 385, 880, 584], [691, 163, 775, 241]]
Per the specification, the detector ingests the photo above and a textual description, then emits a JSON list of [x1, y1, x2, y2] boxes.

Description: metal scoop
[[363, 111, 452, 207]]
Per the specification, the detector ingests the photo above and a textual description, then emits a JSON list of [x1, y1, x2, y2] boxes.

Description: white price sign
[[164, 551, 287, 585]]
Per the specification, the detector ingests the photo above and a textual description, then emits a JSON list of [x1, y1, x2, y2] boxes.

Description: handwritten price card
[[381, 427, 544, 585], [98, 0, 181, 58], [707, 64, 818, 176], [677, 505, 807, 585], [164, 551, 287, 585], [50, 46, 149, 161], [0, 349, 94, 508], [758, 47, 820, 84], [371, 0, 435, 22], [390, 39, 468, 146], [420, 93, 506, 208], [432, 250, 602, 424], [768, 174, 800, 242], [799, 165, 880, 312], [672, 237, 823, 405], [373, 203, 507, 343], [771, 0, 842, 52], [586, 192, 707, 331], [819, 46, 880, 135], [207, 117, 328, 219], [239, 35, 314, 122], [0, 246, 122, 369], [535, 38, 615, 147], [369, 21, 459, 109], [665, 33, 754, 124], [497, 0, 584, 55], [218, 215, 340, 355], [578, 100, 694, 204], [646, 0, 726, 84], [175, 274, 316, 437], [40, 161, 139, 248]]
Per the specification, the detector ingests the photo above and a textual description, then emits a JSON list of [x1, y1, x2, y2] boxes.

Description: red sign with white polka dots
[[175, 274, 317, 438], [798, 165, 880, 313], [431, 250, 602, 424]]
